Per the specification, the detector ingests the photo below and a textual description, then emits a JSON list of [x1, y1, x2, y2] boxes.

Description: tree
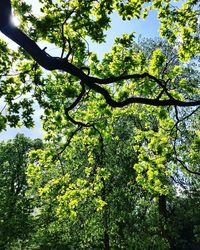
[[0, 1, 199, 249], [25, 39, 199, 250], [27, 104, 171, 249], [0, 0, 199, 165], [0, 134, 43, 249], [26, 92, 200, 249], [0, 0, 199, 127], [0, 0, 199, 141]]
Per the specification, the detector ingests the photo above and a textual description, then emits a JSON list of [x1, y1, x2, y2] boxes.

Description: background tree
[[25, 38, 200, 249], [27, 106, 170, 249], [27, 99, 200, 249], [0, 134, 43, 249]]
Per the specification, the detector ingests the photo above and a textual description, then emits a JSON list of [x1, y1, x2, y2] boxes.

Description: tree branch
[[64, 81, 93, 126], [0, 0, 199, 108]]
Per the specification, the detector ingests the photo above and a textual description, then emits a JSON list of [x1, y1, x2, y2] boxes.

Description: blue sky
[[0, 2, 160, 141], [89, 10, 160, 57]]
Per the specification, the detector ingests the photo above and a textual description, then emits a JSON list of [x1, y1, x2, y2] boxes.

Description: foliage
[[12, 0, 200, 60], [0, 0, 199, 132], [26, 108, 170, 249], [0, 0, 200, 249], [26, 98, 200, 249], [0, 134, 43, 249]]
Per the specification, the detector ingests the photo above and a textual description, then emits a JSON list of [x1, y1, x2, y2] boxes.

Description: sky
[[0, 1, 160, 141], [89, 10, 160, 57]]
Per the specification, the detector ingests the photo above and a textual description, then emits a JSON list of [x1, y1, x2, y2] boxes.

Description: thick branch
[[0, 0, 199, 108], [91, 72, 174, 99], [1, 25, 87, 77]]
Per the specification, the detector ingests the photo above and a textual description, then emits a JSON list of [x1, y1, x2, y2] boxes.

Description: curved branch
[[173, 137, 200, 176], [65, 81, 86, 112], [64, 81, 92, 127], [0, 0, 199, 108], [84, 80, 200, 107], [176, 157, 200, 176], [1, 24, 87, 77], [94, 72, 175, 100], [57, 126, 83, 157]]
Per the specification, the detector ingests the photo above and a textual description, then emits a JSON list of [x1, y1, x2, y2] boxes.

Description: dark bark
[[102, 182, 110, 250], [0, 0, 200, 108], [158, 195, 168, 218], [104, 231, 110, 250], [0, 0, 12, 28]]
